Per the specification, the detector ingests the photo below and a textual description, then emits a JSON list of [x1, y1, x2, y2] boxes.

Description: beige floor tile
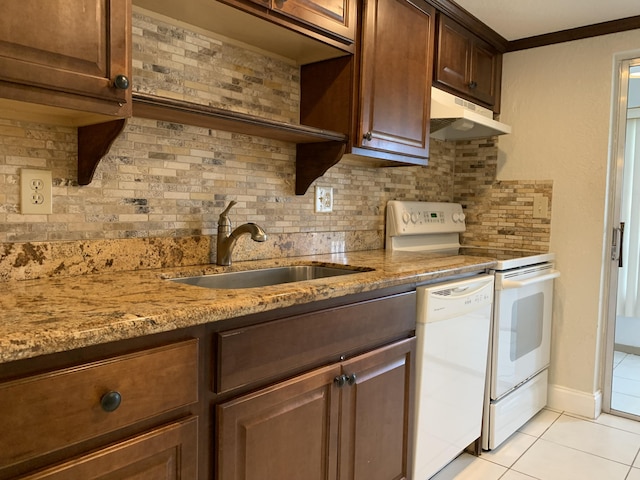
[[511, 438, 629, 480], [517, 408, 561, 437], [429, 453, 507, 480], [541, 414, 640, 464], [480, 432, 536, 468], [594, 412, 640, 435], [500, 471, 539, 480]]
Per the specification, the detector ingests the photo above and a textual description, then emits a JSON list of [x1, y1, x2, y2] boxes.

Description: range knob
[[452, 212, 466, 223], [402, 211, 410, 224], [411, 212, 419, 223]]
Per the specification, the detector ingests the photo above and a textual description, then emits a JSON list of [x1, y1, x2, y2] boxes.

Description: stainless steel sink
[[168, 265, 373, 289]]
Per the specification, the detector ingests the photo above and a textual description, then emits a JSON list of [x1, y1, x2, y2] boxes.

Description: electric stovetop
[[458, 246, 554, 271]]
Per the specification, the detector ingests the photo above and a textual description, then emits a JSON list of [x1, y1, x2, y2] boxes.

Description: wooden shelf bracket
[[77, 119, 127, 185], [295, 141, 346, 195]]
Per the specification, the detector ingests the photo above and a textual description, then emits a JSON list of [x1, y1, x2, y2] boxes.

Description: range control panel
[[386, 201, 466, 236]]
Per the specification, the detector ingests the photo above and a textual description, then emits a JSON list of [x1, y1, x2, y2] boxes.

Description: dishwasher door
[[413, 274, 494, 480]]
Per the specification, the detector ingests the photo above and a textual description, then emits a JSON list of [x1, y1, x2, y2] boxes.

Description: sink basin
[[168, 265, 373, 289]]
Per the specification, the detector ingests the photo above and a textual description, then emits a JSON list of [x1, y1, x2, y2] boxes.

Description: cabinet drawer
[[216, 292, 415, 393], [0, 339, 198, 469], [19, 417, 198, 480]]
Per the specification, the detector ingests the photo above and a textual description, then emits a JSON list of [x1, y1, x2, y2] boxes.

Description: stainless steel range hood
[[430, 87, 511, 140]]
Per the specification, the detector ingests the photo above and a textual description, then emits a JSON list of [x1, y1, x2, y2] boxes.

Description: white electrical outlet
[[21, 169, 52, 215], [315, 186, 333, 213]]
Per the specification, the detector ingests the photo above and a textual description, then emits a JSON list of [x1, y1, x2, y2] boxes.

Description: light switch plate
[[315, 186, 333, 213], [533, 197, 549, 219], [21, 169, 52, 215]]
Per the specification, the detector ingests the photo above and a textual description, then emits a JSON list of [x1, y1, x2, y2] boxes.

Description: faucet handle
[[219, 200, 237, 226], [220, 200, 237, 217]]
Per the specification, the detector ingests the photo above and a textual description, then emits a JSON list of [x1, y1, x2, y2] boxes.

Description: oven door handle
[[501, 270, 561, 289]]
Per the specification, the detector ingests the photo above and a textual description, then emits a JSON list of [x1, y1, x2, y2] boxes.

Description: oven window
[[510, 292, 544, 361]]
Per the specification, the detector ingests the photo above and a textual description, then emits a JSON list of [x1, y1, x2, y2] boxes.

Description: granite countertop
[[0, 249, 496, 364]]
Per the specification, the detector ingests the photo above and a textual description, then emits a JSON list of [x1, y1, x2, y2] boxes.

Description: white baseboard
[[547, 383, 602, 419]]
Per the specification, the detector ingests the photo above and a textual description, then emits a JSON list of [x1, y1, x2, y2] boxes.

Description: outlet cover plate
[[21, 169, 52, 215], [315, 186, 333, 213]]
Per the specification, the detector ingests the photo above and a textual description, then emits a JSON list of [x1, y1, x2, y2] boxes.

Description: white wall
[[499, 29, 640, 415]]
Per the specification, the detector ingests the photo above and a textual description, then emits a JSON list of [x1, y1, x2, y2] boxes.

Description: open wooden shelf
[[132, 93, 347, 144], [77, 93, 349, 194]]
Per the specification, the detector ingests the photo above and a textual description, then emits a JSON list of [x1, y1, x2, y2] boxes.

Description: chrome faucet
[[216, 200, 267, 266]]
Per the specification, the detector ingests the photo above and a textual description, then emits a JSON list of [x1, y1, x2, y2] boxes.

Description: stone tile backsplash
[[0, 7, 551, 281]]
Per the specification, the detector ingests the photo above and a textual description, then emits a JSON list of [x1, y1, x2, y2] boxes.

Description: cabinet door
[[0, 0, 131, 117], [273, 0, 356, 42], [358, 0, 435, 158], [435, 15, 471, 94], [217, 363, 342, 480], [339, 338, 415, 480], [435, 15, 501, 109], [470, 39, 501, 107], [20, 418, 198, 480]]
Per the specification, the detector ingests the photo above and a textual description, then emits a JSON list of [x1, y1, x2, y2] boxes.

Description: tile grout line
[[492, 410, 564, 479], [501, 412, 564, 479]]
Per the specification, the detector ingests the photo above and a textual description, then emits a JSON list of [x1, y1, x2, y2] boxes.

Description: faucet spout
[[216, 201, 267, 266], [231, 223, 268, 243]]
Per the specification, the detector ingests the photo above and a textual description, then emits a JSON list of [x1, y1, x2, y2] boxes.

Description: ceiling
[[453, 0, 640, 41]]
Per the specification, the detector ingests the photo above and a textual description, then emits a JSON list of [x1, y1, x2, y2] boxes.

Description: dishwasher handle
[[427, 276, 494, 299], [501, 270, 560, 289]]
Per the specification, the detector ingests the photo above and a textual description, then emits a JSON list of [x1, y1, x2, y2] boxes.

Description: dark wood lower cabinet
[[0, 289, 416, 480], [20, 417, 198, 480], [340, 339, 414, 480], [217, 338, 415, 480], [217, 364, 341, 480]]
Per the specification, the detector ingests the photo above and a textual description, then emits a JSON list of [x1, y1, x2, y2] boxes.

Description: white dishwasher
[[413, 274, 494, 480]]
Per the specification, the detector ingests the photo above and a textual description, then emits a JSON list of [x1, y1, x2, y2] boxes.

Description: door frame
[[601, 53, 640, 416]]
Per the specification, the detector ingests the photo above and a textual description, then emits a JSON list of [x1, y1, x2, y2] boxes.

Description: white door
[[603, 57, 640, 418]]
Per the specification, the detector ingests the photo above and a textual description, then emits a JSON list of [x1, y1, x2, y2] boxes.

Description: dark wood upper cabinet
[[272, 0, 356, 44], [434, 14, 502, 111], [301, 0, 436, 169], [0, 0, 132, 187], [218, 0, 357, 50], [357, 0, 435, 159], [0, 0, 132, 119]]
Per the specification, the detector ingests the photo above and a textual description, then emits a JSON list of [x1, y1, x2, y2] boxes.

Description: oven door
[[489, 263, 560, 400]]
